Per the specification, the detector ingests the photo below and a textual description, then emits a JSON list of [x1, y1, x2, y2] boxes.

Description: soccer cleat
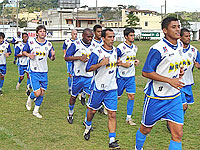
[[83, 121, 94, 131], [26, 96, 32, 110], [83, 128, 92, 140], [67, 114, 73, 124], [0, 90, 3, 96], [135, 146, 143, 150], [33, 111, 42, 118], [16, 82, 20, 90], [26, 88, 31, 96], [126, 118, 136, 126], [109, 140, 120, 149]]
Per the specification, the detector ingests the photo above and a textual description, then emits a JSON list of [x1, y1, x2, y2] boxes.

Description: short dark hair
[[93, 24, 102, 32], [0, 32, 5, 39], [101, 28, 114, 38], [83, 28, 92, 35], [180, 28, 190, 37], [124, 28, 135, 37], [161, 17, 178, 29], [22, 33, 28, 37], [36, 25, 46, 33]]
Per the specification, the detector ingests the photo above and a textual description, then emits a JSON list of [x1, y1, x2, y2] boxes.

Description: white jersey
[[63, 38, 77, 50], [68, 39, 96, 77], [13, 36, 22, 48], [16, 42, 29, 66], [24, 38, 53, 73], [117, 42, 138, 77], [181, 44, 200, 86], [144, 38, 183, 98], [0, 41, 11, 65], [91, 46, 118, 91], [91, 38, 103, 49]]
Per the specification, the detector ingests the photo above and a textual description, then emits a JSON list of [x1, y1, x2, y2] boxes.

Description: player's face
[[94, 28, 102, 39], [181, 32, 190, 45], [0, 36, 4, 44], [125, 32, 134, 43], [71, 31, 77, 40], [103, 31, 115, 48], [22, 34, 28, 43], [37, 29, 46, 39], [82, 31, 93, 44], [163, 21, 180, 41]]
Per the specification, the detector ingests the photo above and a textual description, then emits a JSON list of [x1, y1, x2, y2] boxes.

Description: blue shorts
[[66, 62, 73, 75], [71, 76, 92, 96], [181, 86, 194, 104], [141, 95, 184, 127], [117, 76, 136, 97], [87, 90, 118, 111], [18, 65, 28, 76], [0, 65, 6, 76], [29, 72, 48, 92]]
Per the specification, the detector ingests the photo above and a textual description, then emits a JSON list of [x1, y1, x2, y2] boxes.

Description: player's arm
[[64, 43, 88, 62], [15, 46, 22, 57], [5, 44, 12, 57], [62, 41, 67, 57], [142, 48, 184, 90], [22, 42, 35, 59], [117, 48, 131, 68], [86, 52, 109, 72], [48, 47, 56, 61], [194, 50, 200, 69]]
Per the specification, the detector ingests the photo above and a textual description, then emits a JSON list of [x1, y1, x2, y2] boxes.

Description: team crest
[[188, 53, 192, 58], [123, 46, 126, 50], [191, 48, 195, 52], [45, 47, 48, 51], [163, 46, 168, 53], [98, 49, 102, 53], [2, 46, 5, 48]]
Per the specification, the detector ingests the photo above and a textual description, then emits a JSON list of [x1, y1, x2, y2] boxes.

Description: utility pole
[[96, 0, 98, 24], [165, 0, 166, 15], [2, 3, 5, 32], [16, 0, 19, 32]]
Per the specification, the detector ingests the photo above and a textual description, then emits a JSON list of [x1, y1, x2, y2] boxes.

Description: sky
[[81, 0, 200, 13]]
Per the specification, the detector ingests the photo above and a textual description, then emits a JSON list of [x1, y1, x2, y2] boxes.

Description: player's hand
[[134, 59, 140, 66], [117, 58, 122, 66], [194, 61, 200, 69], [51, 50, 56, 61], [29, 53, 35, 60], [80, 55, 88, 63], [179, 67, 184, 79], [100, 57, 109, 66], [4, 53, 10, 58], [168, 78, 184, 90]]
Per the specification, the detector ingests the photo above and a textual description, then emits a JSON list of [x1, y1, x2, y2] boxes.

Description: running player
[[65, 28, 95, 124], [117, 28, 139, 125], [135, 17, 184, 150], [0, 32, 12, 95], [23, 25, 55, 119], [11, 31, 22, 64], [83, 28, 120, 149]]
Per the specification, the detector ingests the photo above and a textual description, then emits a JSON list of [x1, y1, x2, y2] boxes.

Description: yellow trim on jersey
[[146, 93, 181, 100]]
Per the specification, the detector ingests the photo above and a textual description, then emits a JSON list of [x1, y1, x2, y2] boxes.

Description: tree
[[167, 13, 190, 29], [125, 12, 140, 28]]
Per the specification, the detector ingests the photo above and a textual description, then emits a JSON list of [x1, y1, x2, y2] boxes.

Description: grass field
[[0, 40, 200, 150]]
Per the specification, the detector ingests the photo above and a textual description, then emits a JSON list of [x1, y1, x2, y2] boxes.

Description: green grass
[[0, 41, 200, 150]]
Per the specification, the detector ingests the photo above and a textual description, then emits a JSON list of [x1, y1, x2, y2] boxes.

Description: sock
[[85, 120, 92, 130], [69, 104, 74, 115], [18, 77, 22, 84], [30, 92, 36, 100], [127, 99, 134, 119], [136, 130, 147, 150], [81, 91, 86, 98], [35, 96, 44, 106], [85, 108, 89, 122], [68, 77, 72, 90], [109, 132, 116, 143], [33, 105, 40, 113], [0, 79, 4, 89], [169, 140, 182, 150]]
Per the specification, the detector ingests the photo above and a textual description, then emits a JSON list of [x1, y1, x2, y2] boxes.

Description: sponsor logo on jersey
[[163, 46, 168, 53]]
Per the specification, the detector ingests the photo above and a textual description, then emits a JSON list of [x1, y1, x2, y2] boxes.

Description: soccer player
[[0, 32, 12, 95], [92, 24, 103, 47], [65, 28, 95, 124], [83, 28, 120, 149], [11, 31, 22, 64], [62, 29, 78, 94], [135, 17, 184, 150], [23, 25, 55, 119], [15, 33, 31, 95], [117, 28, 139, 125], [180, 28, 200, 114]]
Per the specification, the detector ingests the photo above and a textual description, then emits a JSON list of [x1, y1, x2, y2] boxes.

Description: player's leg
[[16, 65, 25, 90], [26, 72, 31, 96], [0, 65, 6, 95], [32, 88, 44, 118]]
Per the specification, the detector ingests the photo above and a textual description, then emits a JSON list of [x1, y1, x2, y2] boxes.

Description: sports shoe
[[126, 118, 136, 126], [33, 111, 42, 118], [80, 92, 86, 105], [135, 146, 143, 150], [109, 140, 120, 149], [83, 121, 94, 131], [16, 82, 20, 90], [67, 114, 73, 124], [83, 127, 92, 140], [0, 90, 3, 96], [26, 88, 31, 96], [26, 96, 32, 110]]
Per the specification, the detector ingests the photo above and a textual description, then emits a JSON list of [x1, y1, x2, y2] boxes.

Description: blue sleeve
[[62, 42, 67, 50], [11, 38, 16, 44], [65, 43, 76, 57], [23, 42, 31, 53], [195, 50, 200, 64], [86, 52, 99, 72], [142, 48, 162, 73], [48, 46, 54, 58], [7, 44, 12, 53], [117, 48, 123, 58], [15, 46, 21, 56]]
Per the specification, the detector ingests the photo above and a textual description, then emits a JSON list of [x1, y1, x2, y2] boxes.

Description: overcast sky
[[81, 0, 200, 13]]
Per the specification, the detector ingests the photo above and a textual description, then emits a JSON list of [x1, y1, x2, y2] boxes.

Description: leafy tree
[[18, 18, 27, 27], [167, 13, 190, 29], [125, 12, 140, 28]]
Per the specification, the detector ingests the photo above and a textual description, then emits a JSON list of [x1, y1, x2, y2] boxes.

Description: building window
[[145, 21, 148, 26], [45, 21, 47, 25], [88, 21, 93, 24], [115, 23, 118, 27], [66, 20, 73, 24], [111, 23, 113, 26]]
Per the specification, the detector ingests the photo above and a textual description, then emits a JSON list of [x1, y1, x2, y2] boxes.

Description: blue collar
[[93, 38, 102, 44], [35, 38, 47, 46], [163, 38, 178, 50], [101, 46, 114, 54], [124, 42, 133, 49], [80, 39, 91, 48], [0, 41, 5, 45], [183, 44, 190, 53], [70, 38, 77, 42]]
